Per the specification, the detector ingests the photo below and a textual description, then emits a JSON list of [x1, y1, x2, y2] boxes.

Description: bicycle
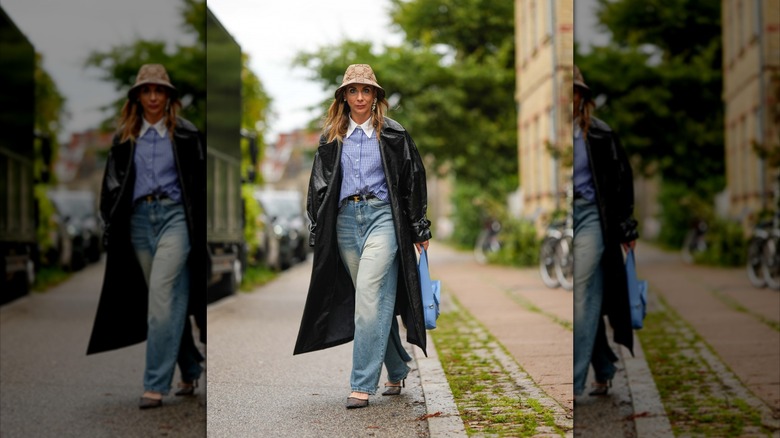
[[681, 219, 708, 264], [539, 218, 564, 289], [746, 217, 771, 288], [554, 216, 574, 291], [474, 218, 502, 265], [762, 212, 780, 290]]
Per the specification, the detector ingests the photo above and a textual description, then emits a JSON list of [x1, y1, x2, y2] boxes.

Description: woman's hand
[[622, 240, 636, 253], [415, 240, 429, 253]]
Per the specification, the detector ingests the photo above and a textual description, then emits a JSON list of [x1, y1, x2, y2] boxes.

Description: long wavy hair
[[117, 87, 182, 143], [323, 86, 389, 143], [575, 86, 595, 138]]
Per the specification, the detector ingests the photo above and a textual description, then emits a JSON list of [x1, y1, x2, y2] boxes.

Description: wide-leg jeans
[[130, 198, 202, 394], [573, 198, 616, 396], [337, 198, 411, 395]]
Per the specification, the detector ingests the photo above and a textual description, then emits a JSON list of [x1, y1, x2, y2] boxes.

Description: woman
[[572, 65, 638, 398], [293, 64, 432, 409], [87, 64, 206, 409]]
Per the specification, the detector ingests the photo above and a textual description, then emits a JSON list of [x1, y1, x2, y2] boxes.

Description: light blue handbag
[[625, 248, 648, 329], [418, 248, 441, 330]]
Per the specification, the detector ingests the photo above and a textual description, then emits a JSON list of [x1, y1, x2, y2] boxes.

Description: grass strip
[[239, 265, 277, 292], [504, 291, 572, 332], [637, 294, 775, 437], [33, 267, 71, 292], [430, 296, 569, 437], [711, 290, 780, 333]]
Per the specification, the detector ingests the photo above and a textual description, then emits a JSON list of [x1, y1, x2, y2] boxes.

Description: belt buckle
[[351, 195, 361, 202], [145, 194, 155, 203]]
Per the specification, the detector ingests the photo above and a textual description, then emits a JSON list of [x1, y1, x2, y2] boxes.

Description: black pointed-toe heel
[[139, 396, 163, 409], [381, 379, 405, 396], [588, 380, 612, 396], [346, 396, 369, 409], [175, 379, 199, 396]]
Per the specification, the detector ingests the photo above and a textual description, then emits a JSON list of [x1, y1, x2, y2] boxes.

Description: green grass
[[239, 265, 277, 291], [430, 298, 569, 437], [32, 266, 71, 292], [637, 294, 775, 437], [712, 290, 780, 332]]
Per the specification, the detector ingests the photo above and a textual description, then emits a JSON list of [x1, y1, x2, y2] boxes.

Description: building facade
[[515, 0, 574, 230], [722, 0, 780, 222]]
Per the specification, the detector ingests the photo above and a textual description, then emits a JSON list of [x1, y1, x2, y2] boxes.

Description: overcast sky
[[1, 0, 193, 144], [2, 0, 608, 145], [208, 0, 403, 142]]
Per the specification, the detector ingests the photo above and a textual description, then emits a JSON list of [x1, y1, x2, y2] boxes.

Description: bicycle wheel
[[474, 230, 489, 265], [681, 230, 696, 264], [539, 237, 560, 289], [555, 234, 573, 291], [746, 237, 766, 288], [762, 236, 780, 290]]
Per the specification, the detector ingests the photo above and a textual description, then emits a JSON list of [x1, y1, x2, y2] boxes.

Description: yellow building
[[515, 0, 574, 229], [722, 0, 780, 222]]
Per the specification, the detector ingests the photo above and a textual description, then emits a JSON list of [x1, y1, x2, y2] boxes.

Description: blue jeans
[[130, 199, 202, 394], [337, 198, 412, 395], [573, 198, 616, 395]]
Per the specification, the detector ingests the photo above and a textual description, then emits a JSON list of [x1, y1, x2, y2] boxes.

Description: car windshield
[[259, 194, 301, 220], [50, 193, 95, 220]]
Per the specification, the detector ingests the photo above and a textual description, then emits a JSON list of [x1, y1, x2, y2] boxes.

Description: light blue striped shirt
[[339, 117, 389, 203], [133, 119, 182, 203], [573, 121, 595, 202]]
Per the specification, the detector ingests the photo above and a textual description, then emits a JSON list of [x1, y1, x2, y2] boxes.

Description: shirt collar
[[346, 116, 375, 139], [139, 118, 168, 139]]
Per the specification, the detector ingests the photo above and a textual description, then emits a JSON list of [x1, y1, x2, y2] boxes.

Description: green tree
[[84, 0, 206, 130], [295, 0, 517, 197], [576, 0, 726, 247], [241, 53, 272, 184]]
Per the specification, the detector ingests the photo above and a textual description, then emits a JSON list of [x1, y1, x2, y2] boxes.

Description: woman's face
[[573, 87, 582, 118], [344, 84, 375, 124], [138, 84, 169, 123]]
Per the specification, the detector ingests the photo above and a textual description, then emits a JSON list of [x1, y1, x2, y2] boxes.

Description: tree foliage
[[295, 0, 517, 197], [84, 0, 207, 130], [576, 0, 725, 197]]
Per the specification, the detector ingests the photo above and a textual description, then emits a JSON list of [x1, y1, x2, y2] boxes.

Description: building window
[[546, 0, 554, 38], [753, 0, 761, 38]]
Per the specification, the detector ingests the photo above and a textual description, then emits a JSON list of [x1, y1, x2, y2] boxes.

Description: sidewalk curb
[[413, 332, 467, 437], [622, 333, 674, 437]]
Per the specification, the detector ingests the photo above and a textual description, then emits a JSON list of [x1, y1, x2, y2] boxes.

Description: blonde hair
[[576, 88, 596, 138], [117, 88, 181, 143], [323, 87, 389, 143]]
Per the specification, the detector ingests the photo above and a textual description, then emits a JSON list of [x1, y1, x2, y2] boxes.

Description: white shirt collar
[[573, 118, 582, 139], [139, 118, 168, 139], [346, 116, 375, 139]]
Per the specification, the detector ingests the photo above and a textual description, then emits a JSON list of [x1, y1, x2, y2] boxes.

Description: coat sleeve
[[306, 143, 328, 247], [99, 138, 122, 247], [401, 131, 432, 242], [612, 133, 639, 243]]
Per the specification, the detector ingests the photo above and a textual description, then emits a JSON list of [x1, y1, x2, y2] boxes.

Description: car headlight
[[273, 224, 284, 237], [67, 224, 79, 237]]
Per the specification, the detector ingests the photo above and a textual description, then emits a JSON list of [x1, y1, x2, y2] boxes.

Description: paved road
[[0, 259, 206, 438], [206, 257, 429, 438]]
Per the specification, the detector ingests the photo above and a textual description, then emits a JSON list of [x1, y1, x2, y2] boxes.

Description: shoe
[[139, 396, 163, 409], [588, 380, 612, 396], [346, 396, 369, 409], [381, 379, 405, 396], [175, 379, 199, 396]]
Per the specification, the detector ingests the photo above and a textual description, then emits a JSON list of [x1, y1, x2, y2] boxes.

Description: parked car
[[47, 190, 102, 270], [253, 190, 309, 270]]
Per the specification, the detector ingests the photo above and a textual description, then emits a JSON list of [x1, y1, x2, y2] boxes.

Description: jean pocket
[[367, 197, 389, 209]]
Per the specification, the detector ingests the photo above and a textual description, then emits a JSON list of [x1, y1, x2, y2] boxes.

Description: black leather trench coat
[[86, 118, 206, 355], [293, 117, 432, 356], [585, 116, 640, 355]]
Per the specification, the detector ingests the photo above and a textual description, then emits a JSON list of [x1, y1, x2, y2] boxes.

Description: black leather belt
[[135, 193, 170, 206], [574, 192, 584, 200], [345, 193, 376, 202]]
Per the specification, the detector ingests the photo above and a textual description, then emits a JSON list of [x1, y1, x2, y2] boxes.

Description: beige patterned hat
[[128, 64, 177, 98], [335, 64, 385, 100], [574, 65, 589, 91]]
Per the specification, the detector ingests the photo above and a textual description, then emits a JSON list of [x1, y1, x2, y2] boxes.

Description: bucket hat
[[574, 65, 590, 93], [128, 64, 177, 99], [335, 64, 385, 101]]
